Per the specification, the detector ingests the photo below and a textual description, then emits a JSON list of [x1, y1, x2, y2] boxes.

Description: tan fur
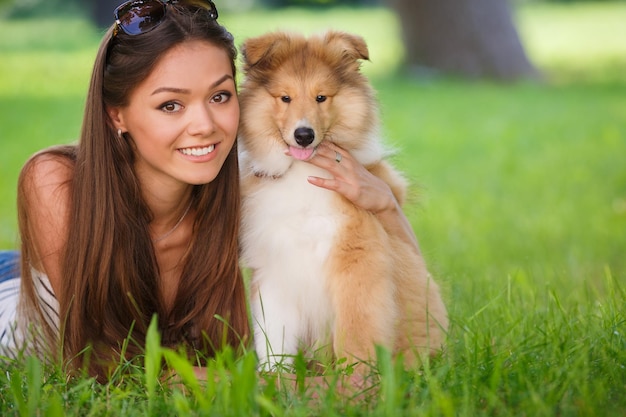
[[238, 31, 448, 370]]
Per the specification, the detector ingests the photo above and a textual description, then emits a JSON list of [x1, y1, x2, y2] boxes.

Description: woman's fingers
[[305, 143, 394, 213]]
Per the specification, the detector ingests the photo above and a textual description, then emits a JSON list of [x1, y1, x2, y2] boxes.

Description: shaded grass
[[1, 3, 626, 416]]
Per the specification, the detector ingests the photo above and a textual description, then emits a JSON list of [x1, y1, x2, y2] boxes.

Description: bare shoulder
[[19, 146, 76, 284], [20, 149, 74, 208]]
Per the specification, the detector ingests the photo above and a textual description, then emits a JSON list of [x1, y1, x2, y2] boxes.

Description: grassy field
[[1, 2, 625, 416]]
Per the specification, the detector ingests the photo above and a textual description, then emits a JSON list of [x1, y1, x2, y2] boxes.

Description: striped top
[[0, 251, 59, 358]]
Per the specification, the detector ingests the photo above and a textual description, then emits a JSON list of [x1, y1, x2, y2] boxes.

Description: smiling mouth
[[179, 144, 216, 156]]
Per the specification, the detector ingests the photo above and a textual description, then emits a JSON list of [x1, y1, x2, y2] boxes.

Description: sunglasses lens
[[184, 0, 218, 19], [115, 0, 166, 36], [113, 0, 219, 37]]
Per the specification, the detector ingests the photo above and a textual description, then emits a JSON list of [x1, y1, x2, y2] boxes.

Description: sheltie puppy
[[237, 30, 448, 371]]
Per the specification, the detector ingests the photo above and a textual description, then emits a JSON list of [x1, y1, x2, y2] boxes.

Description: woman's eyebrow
[[151, 74, 234, 96], [210, 74, 234, 88], [151, 87, 190, 95]]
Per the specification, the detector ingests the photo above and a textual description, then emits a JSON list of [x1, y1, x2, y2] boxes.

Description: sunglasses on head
[[113, 0, 218, 37]]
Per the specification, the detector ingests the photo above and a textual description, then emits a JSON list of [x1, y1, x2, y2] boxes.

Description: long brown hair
[[17, 4, 248, 379]]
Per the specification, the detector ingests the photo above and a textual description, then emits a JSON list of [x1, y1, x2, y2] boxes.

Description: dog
[[237, 30, 448, 371]]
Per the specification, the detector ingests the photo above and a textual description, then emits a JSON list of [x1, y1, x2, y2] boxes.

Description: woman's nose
[[187, 103, 215, 137]]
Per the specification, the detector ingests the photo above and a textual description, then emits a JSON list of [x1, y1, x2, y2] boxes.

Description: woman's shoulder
[[18, 145, 77, 286], [18, 144, 76, 241], [19, 145, 76, 198]]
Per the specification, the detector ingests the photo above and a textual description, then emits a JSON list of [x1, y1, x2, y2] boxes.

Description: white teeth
[[180, 144, 215, 156]]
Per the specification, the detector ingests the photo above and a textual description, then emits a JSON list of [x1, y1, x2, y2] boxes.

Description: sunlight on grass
[[0, 18, 97, 97], [517, 2, 626, 83], [0, 52, 94, 96]]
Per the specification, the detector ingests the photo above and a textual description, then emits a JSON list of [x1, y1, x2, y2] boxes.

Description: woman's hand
[[303, 142, 396, 214], [302, 142, 421, 252]]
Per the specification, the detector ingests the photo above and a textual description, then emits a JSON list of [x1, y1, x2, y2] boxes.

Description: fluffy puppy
[[237, 30, 448, 371]]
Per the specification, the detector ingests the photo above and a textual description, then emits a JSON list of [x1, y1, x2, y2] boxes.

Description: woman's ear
[[106, 106, 127, 132]]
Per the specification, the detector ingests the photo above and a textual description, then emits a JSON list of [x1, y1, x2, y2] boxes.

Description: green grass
[[1, 3, 626, 416]]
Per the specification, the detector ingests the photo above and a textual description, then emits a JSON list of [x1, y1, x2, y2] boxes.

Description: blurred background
[[0, 0, 626, 80], [1, 0, 626, 81], [0, 0, 624, 297]]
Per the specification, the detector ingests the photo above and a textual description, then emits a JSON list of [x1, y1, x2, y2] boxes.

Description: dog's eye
[[316, 95, 327, 103], [281, 96, 291, 103]]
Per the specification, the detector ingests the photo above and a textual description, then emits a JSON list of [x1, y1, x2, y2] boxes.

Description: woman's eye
[[160, 102, 182, 113], [212, 92, 232, 103]]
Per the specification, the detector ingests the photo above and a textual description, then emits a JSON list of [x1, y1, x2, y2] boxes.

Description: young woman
[[0, 0, 426, 383]]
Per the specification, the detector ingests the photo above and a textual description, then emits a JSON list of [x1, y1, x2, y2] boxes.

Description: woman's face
[[109, 39, 239, 189]]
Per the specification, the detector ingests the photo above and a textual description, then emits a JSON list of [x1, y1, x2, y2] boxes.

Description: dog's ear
[[241, 32, 294, 72], [323, 31, 370, 63]]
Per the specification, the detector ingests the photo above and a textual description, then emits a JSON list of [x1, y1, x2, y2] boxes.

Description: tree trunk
[[387, 0, 540, 81]]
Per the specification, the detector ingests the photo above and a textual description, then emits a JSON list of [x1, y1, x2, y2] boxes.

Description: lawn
[[1, 2, 625, 416]]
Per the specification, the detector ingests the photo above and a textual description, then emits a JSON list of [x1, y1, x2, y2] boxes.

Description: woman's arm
[[302, 143, 421, 253]]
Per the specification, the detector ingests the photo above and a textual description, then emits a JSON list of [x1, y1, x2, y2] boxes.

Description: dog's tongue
[[289, 146, 315, 161]]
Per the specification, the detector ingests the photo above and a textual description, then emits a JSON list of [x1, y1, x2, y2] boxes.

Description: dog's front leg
[[251, 284, 301, 371], [327, 226, 398, 369]]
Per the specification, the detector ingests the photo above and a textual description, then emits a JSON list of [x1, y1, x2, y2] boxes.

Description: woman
[[3, 0, 246, 380], [0, 0, 424, 382]]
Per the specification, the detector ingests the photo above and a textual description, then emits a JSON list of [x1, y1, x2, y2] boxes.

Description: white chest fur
[[240, 161, 346, 367]]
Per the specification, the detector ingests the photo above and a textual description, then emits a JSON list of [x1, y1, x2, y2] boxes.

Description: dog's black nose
[[294, 127, 315, 147]]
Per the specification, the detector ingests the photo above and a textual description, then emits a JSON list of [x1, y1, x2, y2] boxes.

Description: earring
[[117, 128, 123, 139]]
